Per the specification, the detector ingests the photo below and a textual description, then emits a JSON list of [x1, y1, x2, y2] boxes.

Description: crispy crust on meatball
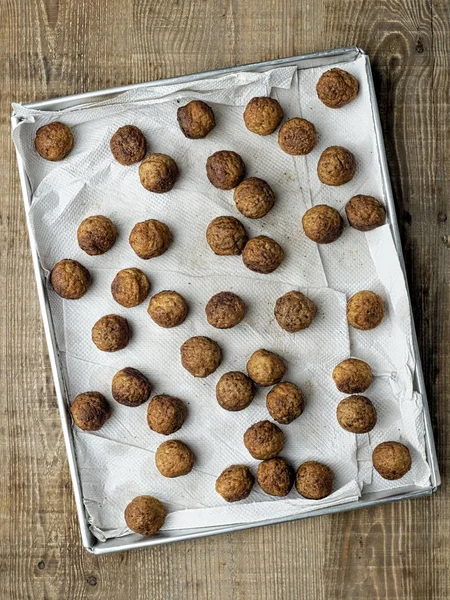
[[50, 259, 91, 300], [155, 440, 195, 478], [302, 205, 344, 244], [244, 420, 284, 460], [91, 314, 130, 352], [274, 291, 317, 332], [177, 100, 216, 139], [129, 219, 172, 259], [242, 236, 284, 274], [295, 461, 334, 499], [332, 358, 373, 394], [257, 458, 294, 496], [317, 146, 356, 186], [372, 441, 412, 480], [337, 395, 377, 433], [139, 153, 179, 193], [316, 68, 359, 109], [124, 495, 166, 536], [345, 195, 386, 231], [112, 367, 151, 407], [216, 465, 254, 502], [205, 291, 245, 329], [243, 97, 283, 136], [347, 291, 385, 330], [77, 215, 117, 256], [147, 394, 187, 435], [247, 349, 286, 387], [234, 177, 275, 219], [180, 336, 222, 377], [111, 268, 150, 308], [278, 118, 317, 155], [148, 290, 188, 328], [35, 122, 74, 161], [206, 216, 247, 256], [266, 382, 305, 424], [70, 392, 111, 431], [216, 371, 255, 411], [206, 151, 245, 190], [110, 125, 146, 165]]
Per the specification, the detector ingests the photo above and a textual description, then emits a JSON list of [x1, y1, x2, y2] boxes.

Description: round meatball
[[274, 291, 317, 332], [155, 440, 195, 478], [347, 291, 385, 330], [317, 146, 356, 186], [124, 495, 166, 536], [216, 465, 254, 502], [244, 420, 284, 460], [206, 151, 245, 190], [50, 259, 90, 300], [35, 122, 74, 161], [129, 219, 172, 260], [266, 382, 305, 424], [147, 394, 187, 435], [302, 205, 344, 244], [111, 367, 151, 407], [77, 215, 117, 256], [247, 349, 286, 387], [91, 314, 130, 352], [242, 236, 284, 274], [111, 268, 150, 308], [345, 195, 386, 231], [295, 461, 334, 500], [233, 177, 275, 219], [110, 125, 146, 165], [180, 336, 222, 377], [278, 118, 317, 155], [337, 395, 377, 433], [243, 97, 283, 136], [372, 441, 412, 480], [316, 68, 359, 109], [139, 153, 179, 193], [332, 358, 373, 394], [70, 392, 111, 431], [205, 291, 245, 329], [177, 100, 216, 139], [216, 371, 255, 411], [257, 458, 294, 497], [147, 290, 187, 328], [206, 216, 247, 256]]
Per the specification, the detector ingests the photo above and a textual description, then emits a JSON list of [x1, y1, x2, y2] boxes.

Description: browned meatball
[[50, 259, 91, 300], [302, 205, 344, 244], [216, 465, 254, 502], [110, 125, 146, 165], [70, 392, 111, 431], [206, 151, 245, 190], [242, 236, 284, 274], [177, 100, 216, 139], [257, 458, 294, 496], [111, 367, 151, 407], [180, 336, 222, 377], [35, 122, 74, 161], [345, 195, 386, 231], [147, 290, 187, 328], [278, 118, 317, 155], [347, 291, 385, 330], [91, 314, 130, 352], [147, 394, 187, 435], [247, 349, 286, 387], [317, 146, 356, 186], [155, 440, 195, 478], [124, 495, 166, 536], [129, 219, 172, 259], [316, 68, 359, 109], [216, 371, 255, 411], [274, 291, 317, 332], [337, 396, 377, 434], [205, 292, 245, 329], [206, 216, 248, 256], [332, 358, 373, 394], [111, 268, 150, 308], [77, 215, 117, 256], [372, 441, 412, 480], [266, 382, 305, 424], [243, 97, 283, 136], [295, 461, 334, 499], [139, 153, 179, 193], [244, 420, 284, 460], [233, 177, 275, 219]]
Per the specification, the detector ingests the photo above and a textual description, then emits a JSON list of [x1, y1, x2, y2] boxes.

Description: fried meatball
[[180, 336, 222, 377], [216, 465, 254, 502], [244, 420, 284, 460], [337, 396, 377, 434], [129, 219, 172, 259], [332, 358, 373, 394], [257, 458, 294, 496], [177, 100, 216, 139], [278, 118, 317, 155], [110, 125, 146, 165], [243, 97, 283, 136], [372, 441, 412, 480], [347, 291, 385, 330], [205, 291, 245, 329], [147, 394, 187, 435], [70, 392, 111, 431], [206, 151, 245, 190], [345, 195, 386, 231], [233, 177, 275, 219], [77, 215, 117, 256], [124, 495, 166, 536], [266, 382, 305, 424], [35, 122, 74, 161], [295, 461, 334, 500], [111, 367, 151, 407], [155, 440, 195, 478], [50, 259, 91, 300], [317, 146, 356, 186], [216, 371, 255, 411], [206, 216, 248, 256], [242, 235, 284, 274], [139, 153, 179, 193], [111, 268, 150, 308], [147, 290, 187, 328], [247, 349, 286, 387], [316, 68, 359, 109], [302, 205, 344, 244], [91, 314, 130, 352], [274, 291, 317, 332]]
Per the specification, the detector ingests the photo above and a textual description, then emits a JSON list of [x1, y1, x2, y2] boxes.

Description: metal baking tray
[[12, 46, 440, 555]]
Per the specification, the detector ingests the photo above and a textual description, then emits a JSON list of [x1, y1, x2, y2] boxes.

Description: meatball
[[155, 440, 195, 478], [233, 177, 275, 219], [278, 118, 317, 155], [316, 68, 359, 109], [70, 392, 111, 431], [347, 291, 385, 330], [317, 146, 356, 186], [77, 215, 117, 256], [205, 291, 245, 329], [147, 290, 187, 328], [111, 268, 150, 308], [247, 349, 286, 387], [50, 259, 90, 300], [274, 291, 317, 332], [110, 125, 146, 165], [206, 216, 247, 256], [216, 465, 254, 502], [243, 97, 283, 136], [180, 336, 222, 377], [332, 358, 373, 394], [266, 382, 305, 424], [295, 461, 334, 500], [35, 122, 74, 161], [372, 441, 412, 480], [147, 394, 187, 435], [177, 100, 216, 139], [139, 153, 179, 193], [337, 395, 377, 434], [129, 219, 172, 259], [345, 195, 386, 231], [244, 420, 284, 460], [242, 236, 284, 274], [206, 151, 245, 190], [257, 458, 294, 497], [216, 371, 255, 411], [91, 314, 130, 352], [111, 367, 151, 407], [124, 495, 166, 536], [302, 205, 344, 244]]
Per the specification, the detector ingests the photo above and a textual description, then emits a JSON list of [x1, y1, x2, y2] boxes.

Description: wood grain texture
[[0, 0, 448, 598]]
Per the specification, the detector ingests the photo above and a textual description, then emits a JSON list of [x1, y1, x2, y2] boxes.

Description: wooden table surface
[[1, 0, 448, 598]]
